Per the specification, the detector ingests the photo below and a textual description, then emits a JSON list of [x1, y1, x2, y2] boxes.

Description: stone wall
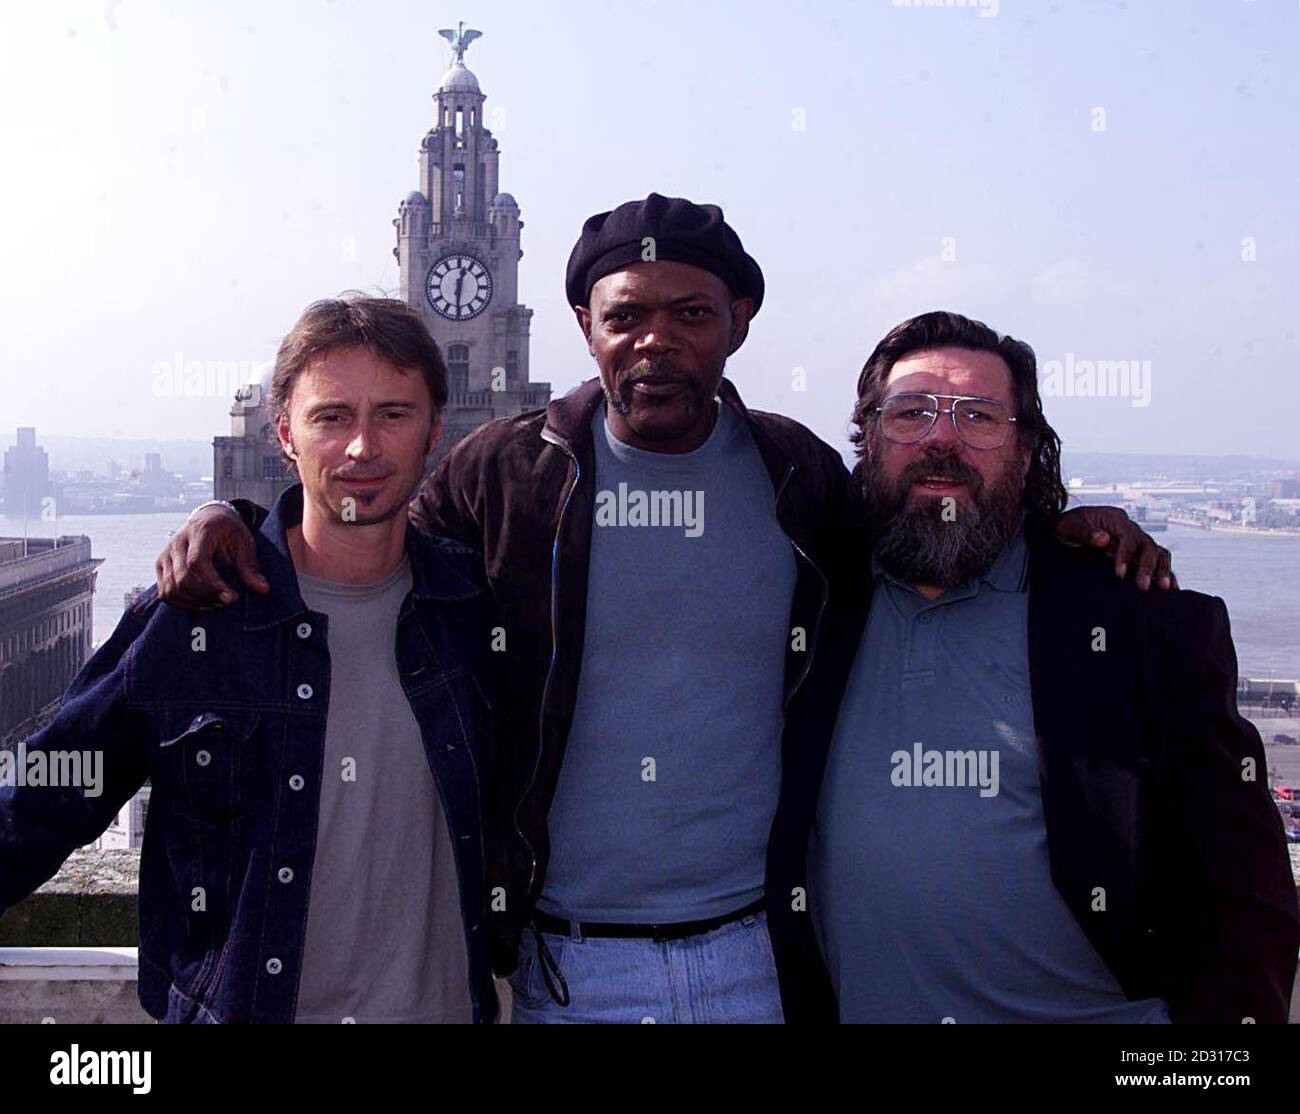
[[0, 847, 138, 947]]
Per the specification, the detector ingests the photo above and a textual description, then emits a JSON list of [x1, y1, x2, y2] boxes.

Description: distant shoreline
[[1168, 516, 1300, 538], [0, 509, 193, 523]]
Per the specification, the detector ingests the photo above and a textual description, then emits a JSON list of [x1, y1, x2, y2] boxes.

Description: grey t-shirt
[[539, 401, 798, 922], [294, 558, 472, 1023], [809, 531, 1169, 1023]]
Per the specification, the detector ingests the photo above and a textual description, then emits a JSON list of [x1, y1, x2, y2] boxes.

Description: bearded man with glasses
[[781, 310, 1300, 1025]]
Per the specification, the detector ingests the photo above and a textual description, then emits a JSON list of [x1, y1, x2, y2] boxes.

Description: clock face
[[425, 253, 493, 320]]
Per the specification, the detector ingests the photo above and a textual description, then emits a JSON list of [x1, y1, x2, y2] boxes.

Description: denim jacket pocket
[[409, 669, 491, 763], [160, 710, 262, 825]]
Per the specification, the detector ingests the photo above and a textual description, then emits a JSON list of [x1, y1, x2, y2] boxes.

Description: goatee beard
[[863, 451, 1025, 589], [603, 358, 715, 417]]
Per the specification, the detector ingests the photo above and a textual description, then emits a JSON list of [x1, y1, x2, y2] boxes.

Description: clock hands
[[427, 255, 489, 319]]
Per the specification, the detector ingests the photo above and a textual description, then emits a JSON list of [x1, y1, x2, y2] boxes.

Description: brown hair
[[849, 310, 1068, 526], [269, 294, 449, 423]]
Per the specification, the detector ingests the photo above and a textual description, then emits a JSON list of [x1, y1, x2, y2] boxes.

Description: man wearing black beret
[[154, 193, 1170, 1023]]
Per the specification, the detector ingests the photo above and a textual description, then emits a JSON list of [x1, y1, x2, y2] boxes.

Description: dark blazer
[[772, 519, 1300, 1024]]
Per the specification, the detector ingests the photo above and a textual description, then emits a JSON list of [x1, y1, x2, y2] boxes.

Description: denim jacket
[[0, 485, 498, 1023]]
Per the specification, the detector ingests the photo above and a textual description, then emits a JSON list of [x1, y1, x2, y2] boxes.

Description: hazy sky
[[2, 0, 1296, 462]]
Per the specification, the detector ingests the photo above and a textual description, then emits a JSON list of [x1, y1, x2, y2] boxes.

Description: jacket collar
[[243, 484, 479, 631], [540, 377, 607, 450]]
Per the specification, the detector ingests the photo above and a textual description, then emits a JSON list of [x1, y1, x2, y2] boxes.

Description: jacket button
[[289, 775, 305, 791], [278, 867, 294, 884], [296, 683, 314, 700], [266, 958, 283, 975], [196, 750, 211, 767], [296, 622, 312, 640]]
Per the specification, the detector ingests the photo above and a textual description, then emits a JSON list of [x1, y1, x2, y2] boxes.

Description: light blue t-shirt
[[539, 401, 797, 922], [809, 530, 1170, 1023]]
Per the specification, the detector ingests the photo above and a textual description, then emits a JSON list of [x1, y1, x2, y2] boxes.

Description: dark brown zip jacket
[[411, 376, 856, 1016]]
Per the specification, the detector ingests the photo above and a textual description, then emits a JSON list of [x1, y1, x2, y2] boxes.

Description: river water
[[4, 513, 1297, 680]]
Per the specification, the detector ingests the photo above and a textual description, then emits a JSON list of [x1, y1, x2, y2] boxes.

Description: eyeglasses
[[873, 393, 1017, 450]]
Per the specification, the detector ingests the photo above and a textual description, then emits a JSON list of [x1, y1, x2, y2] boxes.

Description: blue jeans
[[506, 911, 784, 1024]]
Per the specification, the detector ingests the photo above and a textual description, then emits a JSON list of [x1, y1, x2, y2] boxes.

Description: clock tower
[[215, 23, 547, 502], [394, 23, 550, 460]]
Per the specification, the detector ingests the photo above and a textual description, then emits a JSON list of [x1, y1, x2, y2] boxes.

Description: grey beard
[[866, 467, 1025, 590], [603, 382, 632, 417]]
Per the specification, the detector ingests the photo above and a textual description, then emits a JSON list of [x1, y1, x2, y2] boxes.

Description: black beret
[[565, 193, 764, 316]]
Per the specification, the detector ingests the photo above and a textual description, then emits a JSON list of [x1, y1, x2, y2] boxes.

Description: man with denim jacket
[[0, 297, 497, 1023]]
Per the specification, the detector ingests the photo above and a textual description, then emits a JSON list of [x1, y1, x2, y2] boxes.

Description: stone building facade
[[0, 536, 100, 744]]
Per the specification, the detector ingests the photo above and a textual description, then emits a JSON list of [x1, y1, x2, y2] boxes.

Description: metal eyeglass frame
[[872, 393, 1018, 450]]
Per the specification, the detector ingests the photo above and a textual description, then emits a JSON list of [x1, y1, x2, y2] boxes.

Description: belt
[[531, 898, 766, 942]]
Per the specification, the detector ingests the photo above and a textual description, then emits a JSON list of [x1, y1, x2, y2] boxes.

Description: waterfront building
[[2, 428, 53, 518], [0, 536, 101, 744]]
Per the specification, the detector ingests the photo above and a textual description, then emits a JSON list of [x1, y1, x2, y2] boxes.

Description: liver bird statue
[[439, 21, 482, 66]]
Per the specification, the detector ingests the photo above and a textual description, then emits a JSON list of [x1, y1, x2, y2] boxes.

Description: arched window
[[446, 344, 470, 395]]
